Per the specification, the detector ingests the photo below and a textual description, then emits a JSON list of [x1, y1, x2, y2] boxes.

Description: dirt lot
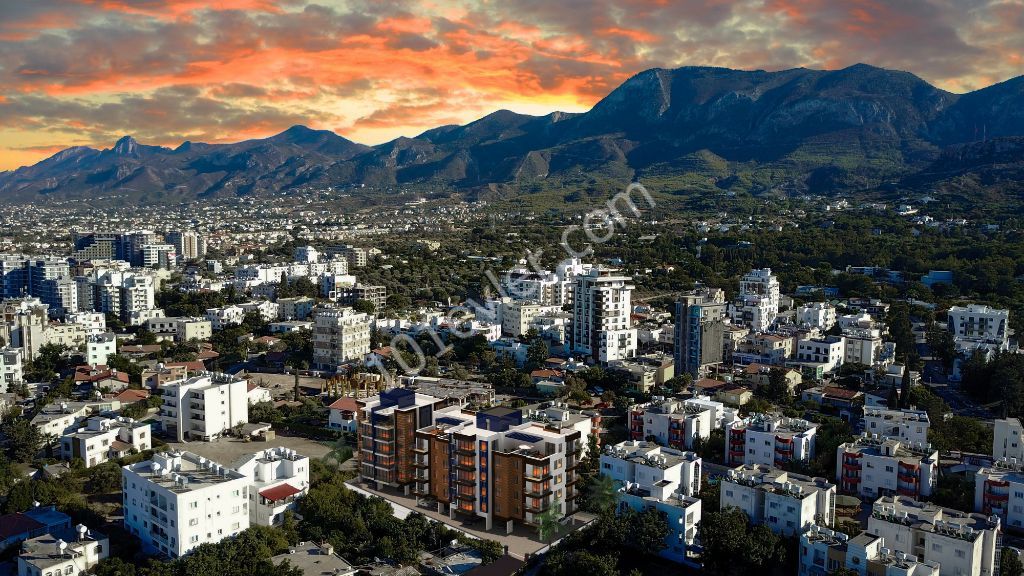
[[240, 371, 328, 399], [164, 434, 332, 466]]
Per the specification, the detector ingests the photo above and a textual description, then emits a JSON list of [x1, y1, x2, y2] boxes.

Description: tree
[[899, 363, 912, 409], [887, 383, 899, 409], [351, 299, 376, 315], [526, 338, 549, 371], [584, 474, 618, 513], [1003, 548, 1024, 576], [1, 416, 42, 462], [698, 508, 785, 576], [537, 500, 563, 543]]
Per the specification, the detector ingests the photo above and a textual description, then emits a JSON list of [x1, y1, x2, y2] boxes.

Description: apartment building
[[66, 311, 105, 335], [797, 302, 838, 331], [599, 440, 702, 562], [729, 268, 781, 332], [844, 328, 887, 367], [43, 322, 86, 348], [358, 389, 448, 490], [864, 408, 930, 446], [734, 333, 794, 366], [947, 304, 1010, 350], [166, 231, 207, 261], [277, 296, 316, 321], [993, 418, 1024, 462], [141, 243, 177, 268], [85, 332, 116, 366], [122, 451, 251, 558], [413, 406, 585, 531], [628, 396, 739, 450], [836, 435, 938, 499], [60, 416, 151, 468], [567, 268, 636, 363], [18, 527, 109, 576], [234, 447, 310, 527], [159, 373, 249, 442], [726, 413, 817, 467], [674, 291, 726, 378], [796, 335, 846, 374], [500, 300, 554, 337], [205, 305, 244, 331], [974, 458, 1024, 530], [868, 495, 1001, 576], [720, 464, 836, 536], [338, 284, 387, 312], [239, 300, 280, 322], [0, 347, 23, 393], [799, 527, 940, 576], [30, 401, 92, 437], [311, 306, 372, 372]]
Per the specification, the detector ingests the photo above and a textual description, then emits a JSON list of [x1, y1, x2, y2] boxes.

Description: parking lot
[[164, 434, 332, 466]]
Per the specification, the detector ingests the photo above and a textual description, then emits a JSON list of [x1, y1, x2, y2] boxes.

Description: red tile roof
[[328, 397, 358, 412], [259, 483, 301, 502], [113, 389, 149, 403], [166, 361, 206, 372], [822, 387, 862, 400], [695, 378, 728, 390]]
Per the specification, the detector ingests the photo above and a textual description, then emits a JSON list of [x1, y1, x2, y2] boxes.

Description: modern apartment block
[[85, 332, 116, 366], [412, 406, 585, 531], [145, 316, 213, 343], [673, 289, 726, 378], [993, 418, 1024, 462], [974, 458, 1024, 531], [233, 447, 310, 527], [729, 268, 781, 332], [122, 451, 251, 558], [947, 304, 1010, 350], [796, 302, 838, 331], [166, 231, 207, 261], [798, 527, 940, 576], [628, 396, 739, 450], [567, 267, 636, 363], [868, 495, 1001, 576], [0, 346, 24, 393], [159, 372, 249, 442], [358, 389, 449, 490], [725, 413, 817, 467], [863, 408, 930, 446], [337, 284, 387, 312], [599, 440, 702, 562], [311, 306, 372, 372], [836, 435, 938, 499], [720, 464, 836, 536], [277, 296, 316, 321], [795, 335, 846, 374], [60, 416, 151, 468]]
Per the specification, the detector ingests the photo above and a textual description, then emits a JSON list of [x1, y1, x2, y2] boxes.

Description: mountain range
[[3, 63, 1024, 204]]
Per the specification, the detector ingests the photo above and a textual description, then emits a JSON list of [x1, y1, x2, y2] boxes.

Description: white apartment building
[[726, 413, 817, 467], [293, 245, 319, 263], [159, 373, 249, 442], [599, 441, 702, 562], [837, 435, 938, 500], [311, 307, 371, 372], [0, 347, 24, 393], [567, 268, 636, 363], [18, 527, 109, 576], [797, 302, 837, 331], [141, 244, 177, 268], [720, 464, 836, 536], [277, 296, 316, 321], [86, 332, 117, 366], [43, 322, 86, 348], [844, 328, 886, 367], [947, 304, 1010, 350], [60, 416, 151, 468], [799, 527, 940, 576], [233, 447, 310, 527], [205, 305, 245, 331], [31, 401, 92, 437], [66, 311, 106, 335], [974, 460, 1024, 530], [239, 300, 280, 323], [796, 335, 846, 374], [146, 316, 212, 343], [628, 396, 739, 450], [122, 450, 251, 558], [993, 418, 1024, 462], [863, 408, 930, 446], [500, 300, 557, 337], [729, 268, 781, 332], [868, 495, 1001, 576]]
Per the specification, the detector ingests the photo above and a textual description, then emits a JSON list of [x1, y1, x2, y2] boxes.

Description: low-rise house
[[60, 416, 151, 467], [271, 542, 356, 576], [863, 408, 930, 446], [247, 381, 273, 404], [327, 397, 358, 433], [30, 400, 92, 437], [716, 385, 753, 407], [0, 506, 70, 553], [720, 464, 836, 536]]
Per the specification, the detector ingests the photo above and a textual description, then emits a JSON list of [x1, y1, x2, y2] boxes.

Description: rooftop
[[126, 451, 246, 493], [871, 495, 998, 541], [19, 528, 105, 570], [724, 464, 835, 495], [271, 542, 354, 576]]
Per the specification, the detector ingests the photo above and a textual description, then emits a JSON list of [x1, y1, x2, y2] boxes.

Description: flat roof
[[271, 542, 354, 576]]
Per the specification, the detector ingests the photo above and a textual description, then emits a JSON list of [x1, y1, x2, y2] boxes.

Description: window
[[932, 543, 942, 552], [189, 519, 198, 526], [955, 550, 965, 558]]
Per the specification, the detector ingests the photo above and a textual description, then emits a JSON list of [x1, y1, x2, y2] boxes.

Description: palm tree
[[586, 474, 619, 513], [537, 500, 563, 543], [324, 437, 353, 467]]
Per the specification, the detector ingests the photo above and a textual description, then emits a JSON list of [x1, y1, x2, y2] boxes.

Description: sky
[[1, 0, 1022, 171]]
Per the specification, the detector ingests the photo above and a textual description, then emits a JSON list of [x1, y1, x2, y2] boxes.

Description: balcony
[[524, 467, 551, 481], [454, 459, 475, 471], [526, 497, 553, 514], [525, 482, 552, 498]]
